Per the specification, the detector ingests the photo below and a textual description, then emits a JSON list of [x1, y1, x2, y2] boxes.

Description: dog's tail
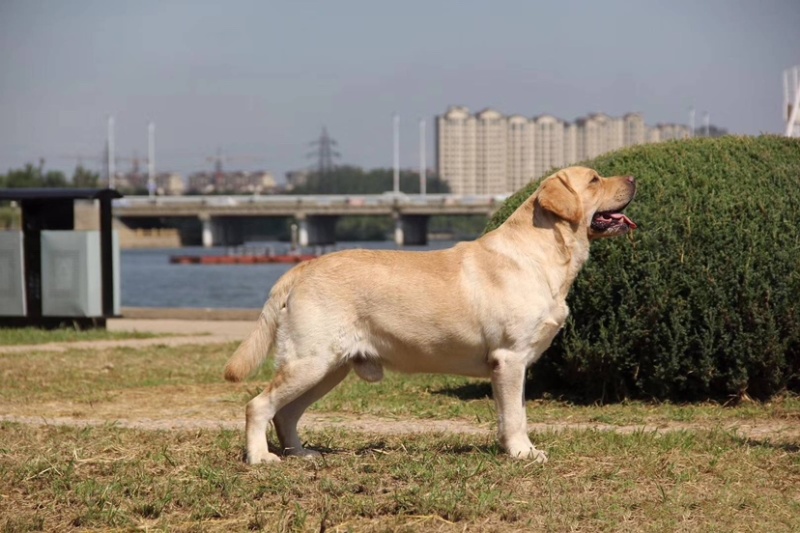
[[223, 262, 310, 382]]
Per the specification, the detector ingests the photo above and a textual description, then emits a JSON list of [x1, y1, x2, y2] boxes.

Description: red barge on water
[[169, 253, 318, 265], [169, 247, 323, 265]]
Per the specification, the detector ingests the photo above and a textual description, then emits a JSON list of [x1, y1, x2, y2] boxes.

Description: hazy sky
[[1, 0, 798, 182]]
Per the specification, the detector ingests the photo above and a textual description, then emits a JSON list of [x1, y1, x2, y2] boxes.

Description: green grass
[[1, 422, 798, 532], [0, 327, 158, 346], [0, 342, 231, 405]]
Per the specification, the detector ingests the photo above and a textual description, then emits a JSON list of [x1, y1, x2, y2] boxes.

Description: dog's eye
[[591, 176, 600, 184]]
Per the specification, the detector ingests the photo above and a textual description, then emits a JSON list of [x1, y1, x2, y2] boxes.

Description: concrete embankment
[[106, 307, 260, 339], [120, 307, 260, 321], [75, 202, 181, 248]]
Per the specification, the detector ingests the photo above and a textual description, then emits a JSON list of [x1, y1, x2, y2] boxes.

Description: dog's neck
[[486, 196, 590, 300]]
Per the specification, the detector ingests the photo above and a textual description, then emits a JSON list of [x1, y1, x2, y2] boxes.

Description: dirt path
[[2, 383, 798, 442], [3, 411, 798, 441]]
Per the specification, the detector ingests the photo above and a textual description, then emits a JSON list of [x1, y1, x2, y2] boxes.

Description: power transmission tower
[[308, 127, 341, 192]]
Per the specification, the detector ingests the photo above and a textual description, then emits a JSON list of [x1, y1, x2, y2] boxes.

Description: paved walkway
[[107, 317, 255, 340], [0, 310, 258, 354]]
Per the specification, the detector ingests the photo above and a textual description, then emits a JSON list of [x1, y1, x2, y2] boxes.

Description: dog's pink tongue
[[610, 213, 638, 229]]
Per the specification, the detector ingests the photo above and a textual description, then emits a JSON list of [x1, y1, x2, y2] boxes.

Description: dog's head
[[536, 166, 637, 240]]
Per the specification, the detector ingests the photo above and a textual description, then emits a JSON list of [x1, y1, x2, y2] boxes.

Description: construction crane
[[60, 152, 148, 188], [60, 153, 147, 171], [58, 153, 104, 168], [205, 148, 266, 187]]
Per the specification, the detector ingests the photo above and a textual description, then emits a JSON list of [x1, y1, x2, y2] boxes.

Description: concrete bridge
[[113, 193, 507, 247]]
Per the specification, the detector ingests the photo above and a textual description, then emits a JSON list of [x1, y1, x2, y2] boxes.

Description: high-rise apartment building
[[623, 113, 647, 147], [475, 109, 508, 194], [651, 123, 692, 141], [563, 122, 578, 167], [532, 115, 566, 180], [576, 113, 625, 161], [436, 106, 692, 194], [507, 115, 535, 193], [436, 106, 476, 195]]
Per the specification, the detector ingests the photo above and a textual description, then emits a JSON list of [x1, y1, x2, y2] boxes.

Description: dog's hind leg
[[273, 364, 350, 458], [245, 357, 339, 465]]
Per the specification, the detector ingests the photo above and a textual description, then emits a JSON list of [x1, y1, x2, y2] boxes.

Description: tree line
[[292, 166, 450, 195], [0, 162, 446, 195], [0, 162, 99, 189]]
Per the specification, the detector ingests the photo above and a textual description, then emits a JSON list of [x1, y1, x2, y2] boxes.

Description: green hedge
[[485, 136, 800, 401]]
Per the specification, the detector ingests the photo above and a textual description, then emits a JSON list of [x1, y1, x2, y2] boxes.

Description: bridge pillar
[[199, 216, 246, 247], [297, 215, 337, 247], [393, 214, 429, 246], [393, 216, 404, 246], [200, 214, 216, 248]]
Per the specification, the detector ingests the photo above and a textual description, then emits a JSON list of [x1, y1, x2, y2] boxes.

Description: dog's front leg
[[489, 349, 548, 463]]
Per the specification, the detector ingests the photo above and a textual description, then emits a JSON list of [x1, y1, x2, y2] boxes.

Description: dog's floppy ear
[[536, 175, 582, 224]]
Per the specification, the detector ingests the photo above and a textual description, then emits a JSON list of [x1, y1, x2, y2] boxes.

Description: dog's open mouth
[[591, 211, 638, 233]]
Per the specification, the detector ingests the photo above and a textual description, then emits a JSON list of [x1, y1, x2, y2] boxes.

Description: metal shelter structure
[[0, 188, 122, 329]]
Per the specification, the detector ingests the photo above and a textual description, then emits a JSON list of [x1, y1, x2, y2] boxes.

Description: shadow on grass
[[430, 379, 574, 403], [240, 440, 499, 461], [736, 436, 800, 454], [431, 381, 493, 401], [355, 440, 499, 456]]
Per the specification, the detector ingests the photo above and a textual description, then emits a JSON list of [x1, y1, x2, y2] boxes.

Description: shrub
[[485, 136, 800, 402]]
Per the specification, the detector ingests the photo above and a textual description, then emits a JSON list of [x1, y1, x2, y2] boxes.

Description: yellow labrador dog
[[225, 166, 637, 464]]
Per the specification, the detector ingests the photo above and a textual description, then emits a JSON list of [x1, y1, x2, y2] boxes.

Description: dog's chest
[[526, 299, 569, 362]]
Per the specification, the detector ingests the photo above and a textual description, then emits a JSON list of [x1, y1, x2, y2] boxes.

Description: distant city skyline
[[436, 106, 692, 194], [1, 1, 798, 183]]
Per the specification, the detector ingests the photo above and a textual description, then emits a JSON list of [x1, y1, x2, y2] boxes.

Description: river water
[[120, 241, 460, 309]]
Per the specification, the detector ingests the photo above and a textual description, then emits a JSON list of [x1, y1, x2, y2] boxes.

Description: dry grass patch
[[2, 340, 800, 531], [1, 423, 799, 532]]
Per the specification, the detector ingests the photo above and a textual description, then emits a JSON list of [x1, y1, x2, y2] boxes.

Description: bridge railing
[[113, 193, 510, 209]]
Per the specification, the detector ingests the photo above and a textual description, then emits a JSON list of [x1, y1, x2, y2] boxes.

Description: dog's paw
[[246, 450, 282, 465], [529, 449, 548, 464], [507, 445, 548, 464]]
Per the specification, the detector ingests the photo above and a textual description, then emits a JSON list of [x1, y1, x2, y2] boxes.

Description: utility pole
[[419, 118, 426, 196], [689, 107, 695, 137], [148, 122, 156, 196], [107, 115, 115, 189], [393, 113, 400, 194], [785, 66, 800, 137]]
